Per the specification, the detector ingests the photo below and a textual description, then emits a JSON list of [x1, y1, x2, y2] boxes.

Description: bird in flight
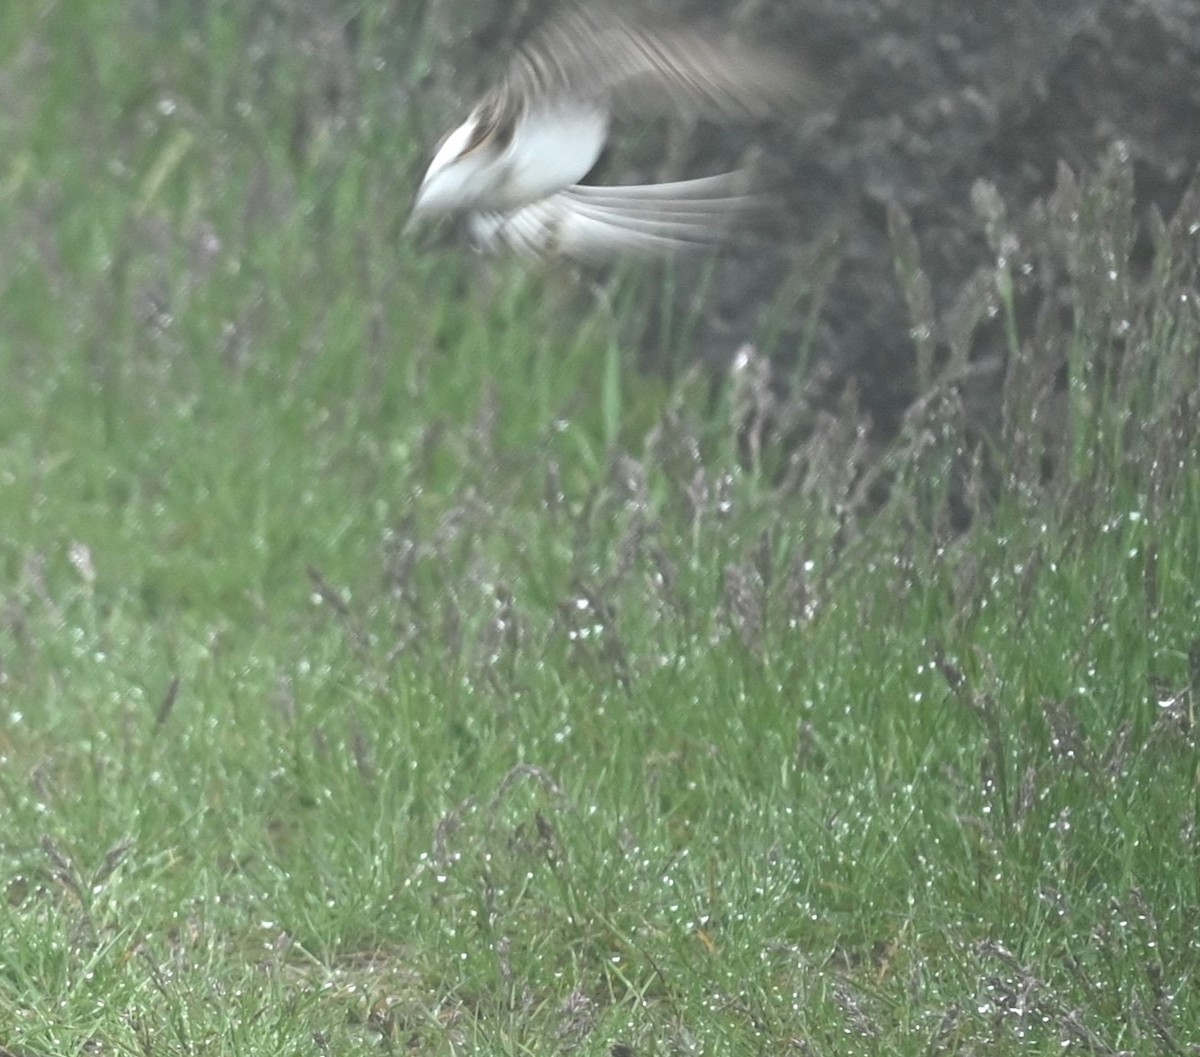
[[408, 2, 828, 261]]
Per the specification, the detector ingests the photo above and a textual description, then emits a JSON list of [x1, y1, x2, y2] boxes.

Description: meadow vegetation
[[0, 2, 1197, 1055]]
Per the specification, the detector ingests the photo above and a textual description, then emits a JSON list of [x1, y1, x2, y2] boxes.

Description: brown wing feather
[[492, 1, 831, 122]]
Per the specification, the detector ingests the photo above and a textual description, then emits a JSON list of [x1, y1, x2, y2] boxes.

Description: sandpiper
[[409, 2, 826, 261]]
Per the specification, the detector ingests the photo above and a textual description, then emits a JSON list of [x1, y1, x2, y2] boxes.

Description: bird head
[[410, 106, 511, 217]]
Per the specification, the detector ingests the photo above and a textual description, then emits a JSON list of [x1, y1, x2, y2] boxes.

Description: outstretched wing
[[492, 1, 830, 122], [468, 170, 762, 260]]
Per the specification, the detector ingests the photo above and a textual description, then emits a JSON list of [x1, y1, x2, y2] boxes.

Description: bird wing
[[468, 170, 761, 261], [494, 2, 831, 122]]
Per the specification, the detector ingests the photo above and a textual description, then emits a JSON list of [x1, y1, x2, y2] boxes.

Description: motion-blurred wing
[[495, 2, 829, 122], [469, 170, 760, 261]]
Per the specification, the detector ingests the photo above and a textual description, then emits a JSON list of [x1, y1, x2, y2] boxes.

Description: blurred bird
[[408, 1, 828, 261]]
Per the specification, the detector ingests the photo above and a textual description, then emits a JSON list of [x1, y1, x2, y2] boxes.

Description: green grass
[[2, 2, 1199, 1055]]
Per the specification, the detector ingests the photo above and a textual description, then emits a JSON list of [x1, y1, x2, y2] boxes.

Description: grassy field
[[2, 2, 1199, 1055]]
